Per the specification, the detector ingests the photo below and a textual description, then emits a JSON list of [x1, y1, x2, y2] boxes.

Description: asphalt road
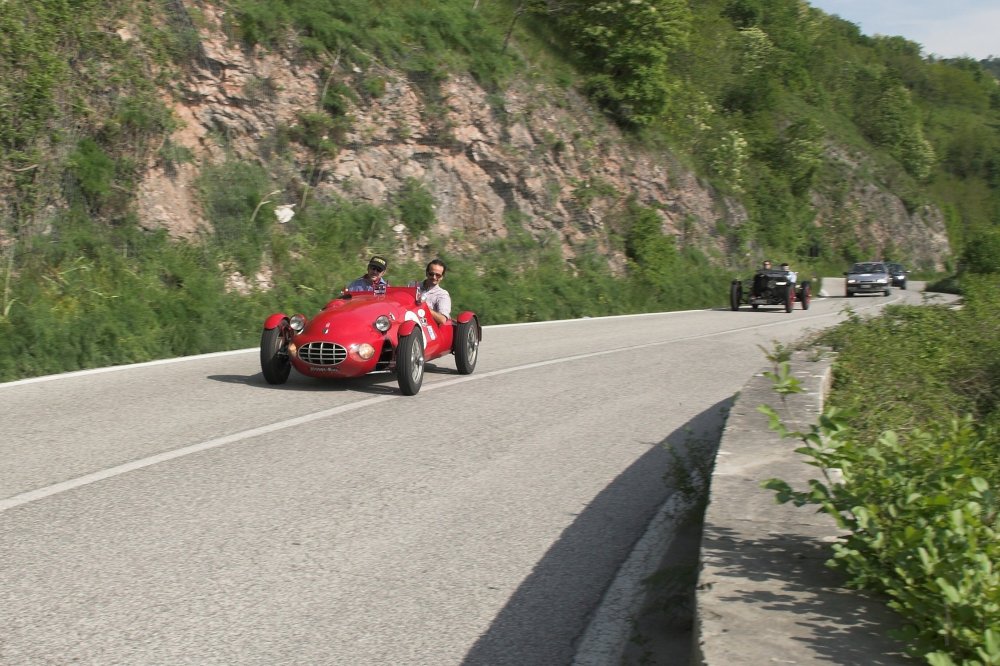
[[0, 283, 930, 665]]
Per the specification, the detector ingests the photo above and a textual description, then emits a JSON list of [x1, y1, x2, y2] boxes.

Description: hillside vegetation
[[1, 0, 999, 381]]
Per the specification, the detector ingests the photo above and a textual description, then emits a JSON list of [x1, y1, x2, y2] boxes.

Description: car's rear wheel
[[799, 282, 811, 310], [729, 282, 742, 311], [784, 285, 794, 313], [260, 323, 291, 384], [455, 320, 479, 375], [396, 330, 425, 395]]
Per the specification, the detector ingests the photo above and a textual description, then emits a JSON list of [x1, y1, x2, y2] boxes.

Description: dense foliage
[[764, 277, 1000, 664]]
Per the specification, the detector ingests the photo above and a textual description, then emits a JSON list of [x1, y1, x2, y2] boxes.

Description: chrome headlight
[[374, 315, 391, 332], [875, 278, 887, 284], [847, 278, 857, 284], [289, 314, 306, 333]]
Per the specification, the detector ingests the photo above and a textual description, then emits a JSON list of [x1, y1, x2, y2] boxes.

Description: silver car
[[844, 261, 891, 297]]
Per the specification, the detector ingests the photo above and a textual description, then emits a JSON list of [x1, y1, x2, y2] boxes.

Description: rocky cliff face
[[135, 2, 949, 275]]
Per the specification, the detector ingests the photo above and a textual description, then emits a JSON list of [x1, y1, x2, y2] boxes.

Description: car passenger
[[418, 259, 451, 326], [347, 255, 389, 293], [779, 262, 797, 283]]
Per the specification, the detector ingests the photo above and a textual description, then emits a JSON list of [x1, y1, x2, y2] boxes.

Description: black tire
[[900, 281, 907, 290], [396, 330, 425, 395], [784, 285, 794, 313], [884, 289, 891, 296], [846, 290, 854, 298], [729, 282, 742, 311], [454, 320, 479, 375], [799, 282, 811, 310], [260, 323, 291, 384]]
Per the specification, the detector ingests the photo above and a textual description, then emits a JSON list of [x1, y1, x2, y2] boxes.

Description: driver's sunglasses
[[426, 271, 443, 278], [369, 265, 385, 273]]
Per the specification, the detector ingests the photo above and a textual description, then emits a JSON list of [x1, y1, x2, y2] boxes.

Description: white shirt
[[420, 283, 451, 319]]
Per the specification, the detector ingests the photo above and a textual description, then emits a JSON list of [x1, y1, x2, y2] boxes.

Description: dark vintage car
[[730, 269, 810, 313], [844, 261, 891, 297], [259, 285, 481, 395], [886, 262, 908, 289]]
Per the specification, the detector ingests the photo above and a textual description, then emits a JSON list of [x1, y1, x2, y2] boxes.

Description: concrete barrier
[[692, 351, 916, 665]]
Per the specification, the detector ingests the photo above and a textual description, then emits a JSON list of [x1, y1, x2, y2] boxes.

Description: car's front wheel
[[455, 320, 479, 375], [784, 285, 794, 313], [799, 282, 811, 310], [260, 323, 291, 384], [729, 282, 742, 311], [396, 330, 425, 395]]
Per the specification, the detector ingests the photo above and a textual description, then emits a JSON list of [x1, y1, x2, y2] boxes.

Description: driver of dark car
[[754, 259, 773, 293]]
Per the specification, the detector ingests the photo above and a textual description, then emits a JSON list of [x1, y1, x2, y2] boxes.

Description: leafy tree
[[556, 0, 692, 126], [961, 228, 1000, 275], [722, 26, 780, 114], [855, 76, 936, 179]]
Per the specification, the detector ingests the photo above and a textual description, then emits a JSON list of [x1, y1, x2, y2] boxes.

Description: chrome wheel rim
[[466, 331, 479, 365], [409, 341, 424, 382]]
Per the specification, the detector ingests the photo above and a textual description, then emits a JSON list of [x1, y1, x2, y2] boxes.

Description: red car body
[[260, 286, 480, 395]]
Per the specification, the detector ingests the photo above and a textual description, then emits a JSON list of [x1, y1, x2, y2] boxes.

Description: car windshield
[[850, 263, 885, 273]]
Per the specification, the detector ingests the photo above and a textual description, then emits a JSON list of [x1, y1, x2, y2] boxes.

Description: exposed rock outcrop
[[134, 2, 949, 273]]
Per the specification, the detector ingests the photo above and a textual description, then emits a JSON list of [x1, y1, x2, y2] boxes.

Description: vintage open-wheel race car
[[730, 269, 811, 313], [259, 285, 481, 395]]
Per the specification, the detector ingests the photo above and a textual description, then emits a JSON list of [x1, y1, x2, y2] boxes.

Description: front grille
[[298, 341, 347, 366]]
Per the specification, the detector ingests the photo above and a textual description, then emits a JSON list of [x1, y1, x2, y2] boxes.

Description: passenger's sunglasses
[[369, 265, 385, 273], [426, 271, 443, 278]]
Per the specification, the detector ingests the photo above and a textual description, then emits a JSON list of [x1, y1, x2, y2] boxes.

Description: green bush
[[763, 407, 999, 665], [66, 139, 117, 209], [394, 178, 436, 235]]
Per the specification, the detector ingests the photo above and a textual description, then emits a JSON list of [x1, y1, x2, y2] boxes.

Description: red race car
[[259, 286, 481, 395]]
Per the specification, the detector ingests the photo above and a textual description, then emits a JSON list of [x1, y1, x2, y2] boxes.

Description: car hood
[[298, 297, 407, 339]]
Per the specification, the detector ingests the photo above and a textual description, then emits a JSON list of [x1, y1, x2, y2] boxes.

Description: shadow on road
[[460, 398, 734, 666], [208, 361, 459, 394]]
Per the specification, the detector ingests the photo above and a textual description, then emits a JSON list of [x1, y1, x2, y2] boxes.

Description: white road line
[[0, 306, 856, 513], [0, 348, 254, 389]]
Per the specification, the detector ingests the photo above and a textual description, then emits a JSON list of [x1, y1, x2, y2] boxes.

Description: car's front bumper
[[846, 282, 888, 293]]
